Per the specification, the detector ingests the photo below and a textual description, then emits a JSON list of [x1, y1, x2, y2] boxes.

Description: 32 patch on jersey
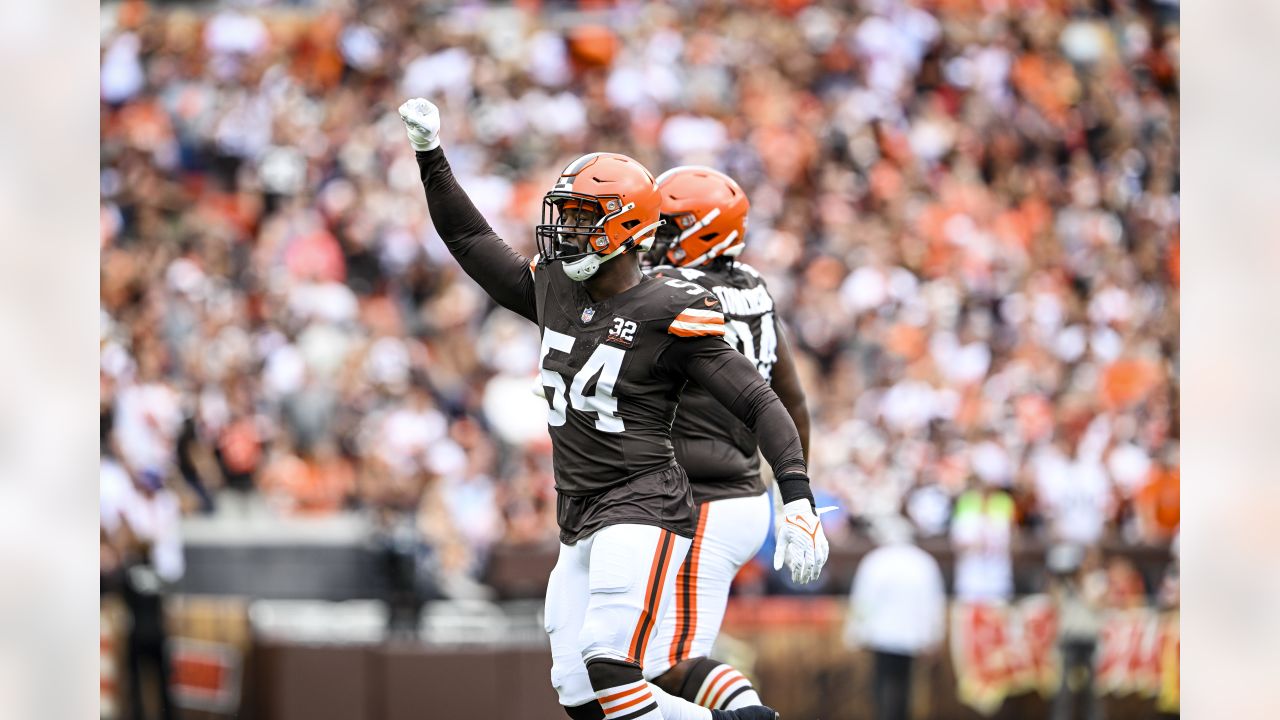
[[606, 316, 638, 348]]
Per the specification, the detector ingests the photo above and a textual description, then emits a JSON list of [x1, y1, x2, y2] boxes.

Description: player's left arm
[[679, 338, 808, 495], [660, 319, 828, 584], [769, 319, 810, 463]]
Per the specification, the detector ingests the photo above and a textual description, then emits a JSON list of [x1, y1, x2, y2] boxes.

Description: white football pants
[[643, 491, 772, 678]]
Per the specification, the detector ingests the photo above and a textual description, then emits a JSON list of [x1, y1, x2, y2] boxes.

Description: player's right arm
[[399, 98, 537, 323]]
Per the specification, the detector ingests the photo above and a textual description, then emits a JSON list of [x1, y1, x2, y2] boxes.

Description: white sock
[[649, 683, 713, 720]]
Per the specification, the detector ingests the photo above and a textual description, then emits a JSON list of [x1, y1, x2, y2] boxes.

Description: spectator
[[259, 434, 354, 516], [950, 478, 1015, 602], [1035, 416, 1114, 546], [112, 346, 183, 485], [1135, 442, 1180, 543], [845, 515, 946, 720], [211, 380, 266, 504], [101, 447, 185, 720], [1103, 555, 1148, 610], [1046, 544, 1107, 720]]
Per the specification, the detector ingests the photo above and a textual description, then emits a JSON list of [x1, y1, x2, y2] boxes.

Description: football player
[[399, 98, 828, 720], [642, 166, 813, 712]]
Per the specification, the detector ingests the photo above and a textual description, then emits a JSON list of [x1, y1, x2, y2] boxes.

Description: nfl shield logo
[[581, 307, 595, 322]]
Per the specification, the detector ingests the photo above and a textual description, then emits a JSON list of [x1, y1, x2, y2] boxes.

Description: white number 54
[[539, 329, 626, 432]]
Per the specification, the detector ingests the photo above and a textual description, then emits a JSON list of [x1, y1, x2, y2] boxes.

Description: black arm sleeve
[[663, 336, 813, 505], [415, 148, 537, 323], [770, 320, 810, 464]]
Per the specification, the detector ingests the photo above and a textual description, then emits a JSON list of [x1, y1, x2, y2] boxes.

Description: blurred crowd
[[100, 0, 1179, 595]]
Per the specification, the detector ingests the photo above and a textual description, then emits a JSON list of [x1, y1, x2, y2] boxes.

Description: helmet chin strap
[[562, 252, 605, 281], [561, 220, 664, 281]]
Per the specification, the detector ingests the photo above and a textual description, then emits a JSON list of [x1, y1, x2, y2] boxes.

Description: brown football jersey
[[534, 259, 732, 542]]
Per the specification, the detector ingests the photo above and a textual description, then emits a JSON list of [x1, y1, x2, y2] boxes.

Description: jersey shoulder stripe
[[669, 305, 726, 337], [669, 319, 726, 337]]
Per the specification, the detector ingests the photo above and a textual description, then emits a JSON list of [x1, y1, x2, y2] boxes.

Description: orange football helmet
[[650, 166, 749, 267], [535, 153, 664, 281]]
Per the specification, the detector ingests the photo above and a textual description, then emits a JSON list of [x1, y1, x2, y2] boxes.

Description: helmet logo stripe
[[676, 207, 722, 242]]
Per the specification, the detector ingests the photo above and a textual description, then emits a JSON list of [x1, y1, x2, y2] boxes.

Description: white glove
[[398, 98, 441, 152], [773, 499, 833, 584]]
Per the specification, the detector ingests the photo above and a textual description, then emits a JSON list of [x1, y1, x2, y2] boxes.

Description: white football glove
[[773, 498, 834, 584], [398, 98, 441, 152]]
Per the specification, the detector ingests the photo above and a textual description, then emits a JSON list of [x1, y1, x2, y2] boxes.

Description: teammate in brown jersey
[[399, 99, 827, 720], [641, 167, 817, 713]]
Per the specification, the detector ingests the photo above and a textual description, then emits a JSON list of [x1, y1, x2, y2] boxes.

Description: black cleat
[[711, 707, 780, 720]]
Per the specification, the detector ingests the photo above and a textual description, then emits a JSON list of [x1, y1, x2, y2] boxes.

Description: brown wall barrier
[[102, 594, 1176, 719], [250, 641, 375, 720], [376, 645, 563, 720], [245, 642, 567, 720]]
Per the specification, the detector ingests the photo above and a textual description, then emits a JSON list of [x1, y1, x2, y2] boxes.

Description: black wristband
[[777, 473, 814, 510]]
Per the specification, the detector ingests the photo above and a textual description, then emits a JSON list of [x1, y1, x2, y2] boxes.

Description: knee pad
[[579, 604, 640, 665], [550, 653, 597, 708]]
